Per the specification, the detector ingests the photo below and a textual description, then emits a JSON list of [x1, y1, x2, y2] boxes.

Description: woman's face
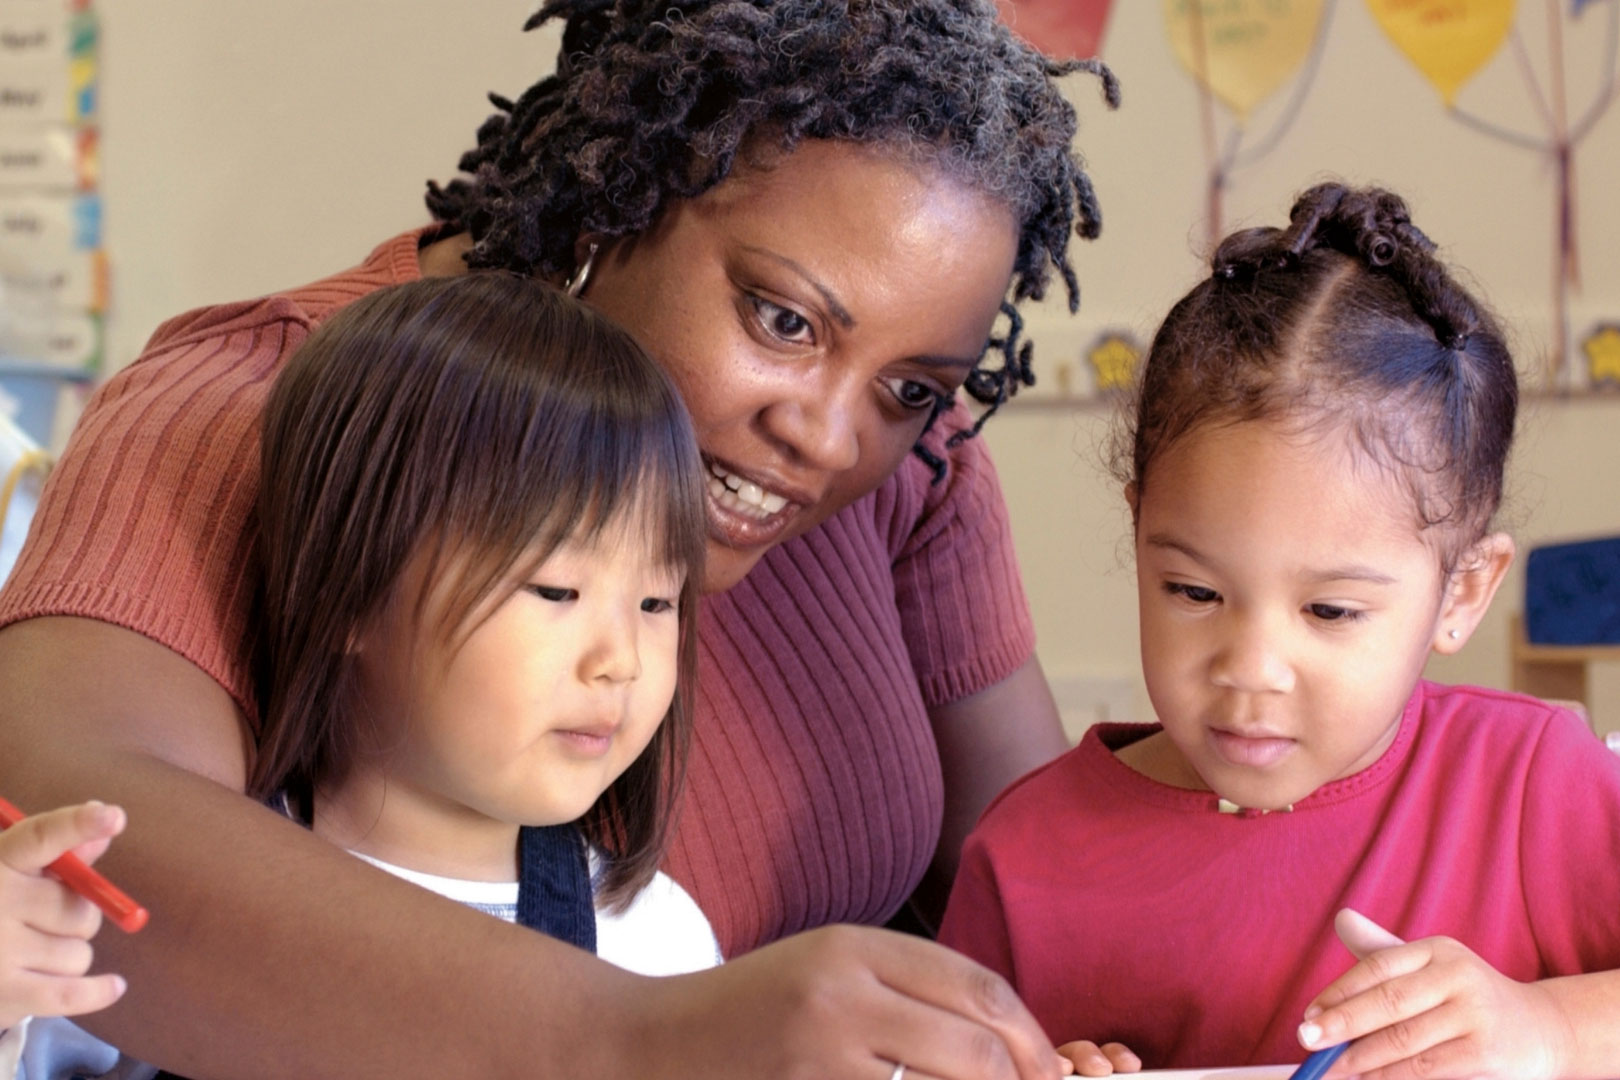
[[580, 140, 1020, 592]]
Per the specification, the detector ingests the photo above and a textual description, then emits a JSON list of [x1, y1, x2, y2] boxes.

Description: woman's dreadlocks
[[427, 0, 1118, 473]]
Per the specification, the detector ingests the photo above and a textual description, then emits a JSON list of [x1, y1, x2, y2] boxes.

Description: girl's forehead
[[1142, 419, 1443, 555]]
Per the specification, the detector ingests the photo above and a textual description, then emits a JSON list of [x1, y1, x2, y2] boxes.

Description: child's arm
[[0, 800, 129, 1031], [1300, 908, 1620, 1080]]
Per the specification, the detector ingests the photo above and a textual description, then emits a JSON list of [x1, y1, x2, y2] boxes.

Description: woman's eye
[[641, 597, 676, 615], [884, 377, 942, 412], [529, 585, 578, 603], [750, 297, 814, 345], [1166, 582, 1219, 605], [1308, 603, 1362, 622]]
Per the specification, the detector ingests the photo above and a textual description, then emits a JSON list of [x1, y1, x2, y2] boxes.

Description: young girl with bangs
[[941, 184, 1620, 1080], [249, 272, 718, 970], [9, 273, 718, 1077]]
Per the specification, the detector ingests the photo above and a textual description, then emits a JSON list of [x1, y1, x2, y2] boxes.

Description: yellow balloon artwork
[[1087, 333, 1141, 394], [1366, 0, 1518, 105], [1163, 0, 1327, 125]]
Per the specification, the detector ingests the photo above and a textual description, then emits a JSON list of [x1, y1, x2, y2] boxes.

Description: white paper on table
[[1120, 1068, 1296, 1080]]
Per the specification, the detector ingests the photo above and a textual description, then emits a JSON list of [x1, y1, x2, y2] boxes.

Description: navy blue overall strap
[[517, 823, 596, 954]]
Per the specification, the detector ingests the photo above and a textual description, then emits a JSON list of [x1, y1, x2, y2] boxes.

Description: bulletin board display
[[993, 0, 1620, 406], [0, 0, 102, 450]]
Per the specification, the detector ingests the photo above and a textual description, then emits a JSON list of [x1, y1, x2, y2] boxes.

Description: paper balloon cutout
[[1366, 0, 1517, 105], [1164, 0, 1326, 124], [1583, 325, 1620, 388], [997, 0, 1115, 59]]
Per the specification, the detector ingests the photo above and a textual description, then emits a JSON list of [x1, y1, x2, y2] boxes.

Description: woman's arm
[[916, 656, 1068, 929], [0, 617, 1065, 1080]]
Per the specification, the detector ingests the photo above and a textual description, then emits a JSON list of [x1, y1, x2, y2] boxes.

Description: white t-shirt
[[352, 849, 723, 976]]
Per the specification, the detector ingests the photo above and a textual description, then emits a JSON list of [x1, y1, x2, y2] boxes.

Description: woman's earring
[[1447, 629, 1460, 640], [566, 242, 600, 298]]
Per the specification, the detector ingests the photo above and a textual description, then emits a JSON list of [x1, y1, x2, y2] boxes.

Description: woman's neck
[[312, 770, 522, 883]]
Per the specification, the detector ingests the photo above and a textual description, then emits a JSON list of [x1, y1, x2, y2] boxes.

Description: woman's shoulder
[[131, 230, 426, 371], [869, 404, 1009, 549]]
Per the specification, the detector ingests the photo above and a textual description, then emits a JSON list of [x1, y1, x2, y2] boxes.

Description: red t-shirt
[[0, 231, 1036, 957], [940, 681, 1620, 1067]]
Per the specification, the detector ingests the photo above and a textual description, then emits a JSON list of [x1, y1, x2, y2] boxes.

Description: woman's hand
[[1056, 1038, 1141, 1077], [640, 923, 1068, 1080], [0, 801, 129, 1029], [1301, 909, 1571, 1080]]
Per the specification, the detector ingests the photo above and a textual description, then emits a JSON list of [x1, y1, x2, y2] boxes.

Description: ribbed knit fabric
[[0, 233, 422, 706], [517, 825, 596, 954], [0, 231, 1036, 959]]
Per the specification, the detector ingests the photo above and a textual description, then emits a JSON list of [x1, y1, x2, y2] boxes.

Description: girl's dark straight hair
[[252, 273, 706, 906]]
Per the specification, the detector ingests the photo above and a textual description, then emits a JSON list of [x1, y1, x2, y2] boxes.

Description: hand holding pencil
[[0, 799, 137, 1029]]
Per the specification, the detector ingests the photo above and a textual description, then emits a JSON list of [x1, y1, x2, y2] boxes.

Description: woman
[[0, 1, 1115, 1076]]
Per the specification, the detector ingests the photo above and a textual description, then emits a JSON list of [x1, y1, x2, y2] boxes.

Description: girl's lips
[[553, 728, 614, 757], [1210, 728, 1296, 768]]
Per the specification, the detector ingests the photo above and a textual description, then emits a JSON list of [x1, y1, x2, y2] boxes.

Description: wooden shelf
[[1510, 615, 1620, 729]]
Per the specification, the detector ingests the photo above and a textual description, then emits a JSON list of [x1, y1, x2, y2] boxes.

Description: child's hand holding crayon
[[0, 801, 130, 1030], [1300, 909, 1571, 1080]]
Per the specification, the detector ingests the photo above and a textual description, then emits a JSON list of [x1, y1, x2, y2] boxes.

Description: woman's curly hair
[[426, 0, 1118, 462]]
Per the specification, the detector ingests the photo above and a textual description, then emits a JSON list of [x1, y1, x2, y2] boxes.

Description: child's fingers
[[1303, 940, 1437, 1034], [1100, 1043, 1141, 1074], [1057, 1040, 1122, 1077], [10, 930, 97, 979], [2, 969, 127, 1021], [1334, 908, 1406, 958], [0, 873, 104, 940], [1336, 1015, 1476, 1080], [0, 801, 127, 874]]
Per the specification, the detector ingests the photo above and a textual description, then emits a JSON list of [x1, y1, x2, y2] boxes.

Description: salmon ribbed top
[[0, 231, 1035, 957]]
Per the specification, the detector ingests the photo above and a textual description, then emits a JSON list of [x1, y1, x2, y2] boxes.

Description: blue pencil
[[1288, 1042, 1348, 1080]]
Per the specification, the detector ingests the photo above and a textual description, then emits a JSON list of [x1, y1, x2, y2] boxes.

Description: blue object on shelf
[[1525, 536, 1620, 646], [0, 366, 93, 449]]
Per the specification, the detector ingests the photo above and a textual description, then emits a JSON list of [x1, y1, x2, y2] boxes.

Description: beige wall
[[96, 1, 1620, 732]]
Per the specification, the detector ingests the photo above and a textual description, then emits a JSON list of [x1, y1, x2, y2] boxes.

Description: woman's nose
[[1209, 617, 1295, 694], [760, 372, 861, 473]]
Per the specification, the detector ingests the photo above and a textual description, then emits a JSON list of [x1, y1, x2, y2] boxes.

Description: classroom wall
[[93, 0, 1620, 733]]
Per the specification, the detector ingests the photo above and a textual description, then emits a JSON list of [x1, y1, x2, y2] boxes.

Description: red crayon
[[0, 795, 148, 933]]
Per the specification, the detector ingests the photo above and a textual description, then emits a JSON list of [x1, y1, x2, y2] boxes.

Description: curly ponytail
[[1122, 183, 1517, 562]]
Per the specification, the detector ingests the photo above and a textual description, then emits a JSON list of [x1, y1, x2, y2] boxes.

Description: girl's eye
[[1166, 582, 1220, 605], [1308, 603, 1362, 622], [641, 597, 676, 615], [750, 297, 814, 345], [883, 376, 943, 412], [528, 585, 578, 603]]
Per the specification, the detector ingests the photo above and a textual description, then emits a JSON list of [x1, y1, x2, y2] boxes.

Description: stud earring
[[1447, 629, 1460, 640], [566, 242, 600, 298]]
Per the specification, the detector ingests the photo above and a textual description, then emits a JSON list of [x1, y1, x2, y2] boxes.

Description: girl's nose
[[582, 610, 641, 685], [760, 373, 861, 474], [1209, 619, 1296, 694]]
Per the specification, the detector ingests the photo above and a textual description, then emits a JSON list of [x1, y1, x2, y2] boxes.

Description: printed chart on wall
[[0, 0, 103, 451]]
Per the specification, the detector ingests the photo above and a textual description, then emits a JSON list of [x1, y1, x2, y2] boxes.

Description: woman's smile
[[702, 456, 805, 547], [576, 140, 1019, 592]]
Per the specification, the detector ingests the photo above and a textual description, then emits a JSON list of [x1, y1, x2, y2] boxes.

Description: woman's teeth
[[707, 462, 789, 519]]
